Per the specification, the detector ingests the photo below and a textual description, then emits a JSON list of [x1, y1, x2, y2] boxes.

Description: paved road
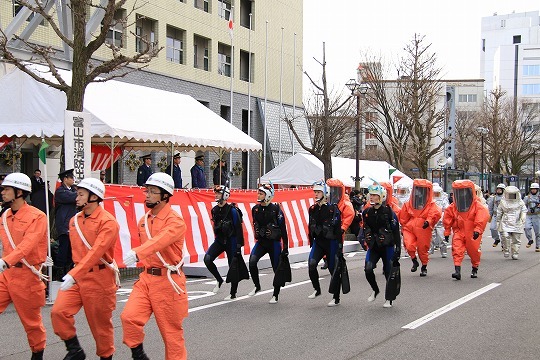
[[1, 231, 540, 359]]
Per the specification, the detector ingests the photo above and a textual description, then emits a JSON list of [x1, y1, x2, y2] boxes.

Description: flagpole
[[263, 20, 268, 174], [39, 135, 53, 299], [292, 32, 296, 156], [229, 6, 234, 175], [247, 12, 252, 189], [278, 27, 284, 165]]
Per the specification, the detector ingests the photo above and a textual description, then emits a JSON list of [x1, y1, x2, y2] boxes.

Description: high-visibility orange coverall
[[121, 203, 188, 360], [0, 203, 48, 353], [326, 178, 354, 234], [443, 180, 490, 268], [381, 181, 402, 216], [398, 179, 442, 265], [51, 206, 119, 358]]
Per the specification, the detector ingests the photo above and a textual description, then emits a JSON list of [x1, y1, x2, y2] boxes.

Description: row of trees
[[289, 34, 539, 180]]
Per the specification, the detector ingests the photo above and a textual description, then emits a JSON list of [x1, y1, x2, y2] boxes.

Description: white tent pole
[[292, 32, 296, 156], [229, 6, 234, 185], [263, 20, 268, 174], [110, 137, 114, 183], [278, 27, 284, 166], [246, 13, 252, 189], [170, 143, 174, 177], [40, 135, 52, 299]]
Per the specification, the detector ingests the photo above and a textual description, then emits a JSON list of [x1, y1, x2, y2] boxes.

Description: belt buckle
[[149, 268, 161, 276]]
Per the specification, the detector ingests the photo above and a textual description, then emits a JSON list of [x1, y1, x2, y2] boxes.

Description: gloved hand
[[472, 231, 480, 240], [444, 235, 450, 243], [281, 248, 289, 257], [60, 274, 76, 291], [0, 259, 7, 273], [340, 228, 345, 235], [236, 246, 242, 256], [422, 221, 429, 229], [123, 250, 138, 266]]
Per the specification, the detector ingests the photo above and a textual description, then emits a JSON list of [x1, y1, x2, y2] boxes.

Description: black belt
[[88, 264, 107, 272], [146, 267, 177, 276], [13, 262, 24, 268]]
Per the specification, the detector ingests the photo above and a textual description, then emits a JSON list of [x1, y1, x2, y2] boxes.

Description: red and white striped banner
[[102, 185, 314, 267], [91, 145, 123, 171]]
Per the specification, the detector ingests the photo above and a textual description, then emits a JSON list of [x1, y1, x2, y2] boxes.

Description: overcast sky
[[302, 0, 539, 97]]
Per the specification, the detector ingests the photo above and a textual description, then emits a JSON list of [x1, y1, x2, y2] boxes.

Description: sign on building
[[64, 110, 91, 182]]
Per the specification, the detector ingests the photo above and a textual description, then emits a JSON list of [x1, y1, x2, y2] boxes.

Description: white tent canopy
[[259, 153, 394, 188], [391, 169, 414, 188], [0, 65, 262, 152]]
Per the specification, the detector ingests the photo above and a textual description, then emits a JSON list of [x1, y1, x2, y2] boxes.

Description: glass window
[[523, 84, 540, 95], [166, 26, 184, 64], [523, 65, 540, 76]]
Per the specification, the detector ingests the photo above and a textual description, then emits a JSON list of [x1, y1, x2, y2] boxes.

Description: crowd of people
[[1, 168, 539, 359]]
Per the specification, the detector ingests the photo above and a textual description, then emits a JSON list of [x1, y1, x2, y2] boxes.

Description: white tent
[[259, 153, 393, 188], [391, 169, 414, 188], [0, 66, 262, 152]]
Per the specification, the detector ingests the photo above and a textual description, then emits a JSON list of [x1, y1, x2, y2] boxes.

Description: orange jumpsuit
[[398, 179, 442, 265], [381, 181, 402, 216], [51, 206, 119, 358], [326, 179, 354, 234], [121, 203, 188, 360], [0, 203, 48, 353], [443, 180, 490, 268]]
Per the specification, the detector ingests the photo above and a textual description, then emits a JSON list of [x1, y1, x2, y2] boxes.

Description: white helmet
[[531, 183, 539, 189], [496, 183, 506, 190], [2, 173, 31, 192], [77, 178, 105, 200], [146, 173, 174, 195], [504, 185, 521, 201], [258, 183, 274, 203], [214, 185, 230, 201], [433, 184, 443, 194]]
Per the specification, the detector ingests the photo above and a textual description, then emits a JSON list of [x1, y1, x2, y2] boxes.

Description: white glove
[[123, 250, 138, 267], [60, 274, 76, 291], [0, 259, 7, 273]]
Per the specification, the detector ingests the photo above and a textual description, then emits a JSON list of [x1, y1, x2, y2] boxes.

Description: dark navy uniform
[[136, 165, 153, 186], [307, 202, 342, 301], [249, 203, 289, 299], [54, 183, 77, 270], [165, 164, 182, 189]]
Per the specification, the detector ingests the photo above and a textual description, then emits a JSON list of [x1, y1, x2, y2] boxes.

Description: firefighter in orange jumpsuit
[[380, 182, 401, 216], [326, 178, 354, 234], [51, 178, 119, 360], [398, 179, 441, 276], [121, 173, 188, 360], [0, 173, 48, 360], [443, 180, 490, 280]]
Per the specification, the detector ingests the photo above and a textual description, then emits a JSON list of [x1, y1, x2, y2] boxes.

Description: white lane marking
[[402, 282, 501, 330], [188, 279, 313, 313]]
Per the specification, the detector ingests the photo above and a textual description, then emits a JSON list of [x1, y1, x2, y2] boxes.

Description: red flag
[[228, 19, 233, 39], [0, 135, 11, 151]]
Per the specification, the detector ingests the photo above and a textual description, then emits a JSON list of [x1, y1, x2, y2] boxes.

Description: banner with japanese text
[[64, 110, 91, 182]]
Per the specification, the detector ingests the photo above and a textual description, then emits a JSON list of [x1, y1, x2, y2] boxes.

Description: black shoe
[[452, 266, 461, 280], [411, 258, 419, 272], [100, 357, 112, 360], [31, 350, 44, 360], [420, 265, 427, 277], [63, 336, 86, 360], [471, 267, 478, 278], [131, 344, 150, 360], [526, 240, 534, 248], [492, 240, 500, 247]]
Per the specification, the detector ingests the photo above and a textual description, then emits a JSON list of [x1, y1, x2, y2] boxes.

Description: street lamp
[[477, 126, 489, 190], [346, 78, 369, 191]]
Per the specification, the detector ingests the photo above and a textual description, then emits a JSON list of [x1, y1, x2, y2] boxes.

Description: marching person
[[430, 183, 449, 258], [51, 178, 120, 360], [136, 154, 153, 186], [0, 173, 49, 360], [398, 179, 441, 277], [395, 183, 411, 208], [488, 183, 506, 248], [121, 173, 188, 360], [248, 183, 289, 304], [191, 155, 207, 189], [496, 186, 527, 260], [523, 182, 540, 251], [307, 181, 343, 306], [443, 180, 490, 280], [165, 152, 182, 189], [204, 185, 245, 300], [55, 169, 78, 279], [362, 184, 401, 308]]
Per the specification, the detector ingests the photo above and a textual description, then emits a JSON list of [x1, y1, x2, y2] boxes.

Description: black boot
[[471, 267, 478, 278], [31, 350, 44, 360], [63, 336, 86, 360], [100, 356, 113, 360], [411, 257, 419, 272], [452, 266, 461, 280], [131, 344, 150, 360], [420, 265, 427, 277]]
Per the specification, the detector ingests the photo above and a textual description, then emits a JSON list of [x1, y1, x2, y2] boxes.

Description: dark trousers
[[308, 239, 339, 300], [204, 240, 238, 296], [54, 234, 73, 280], [249, 240, 282, 297], [364, 245, 394, 298]]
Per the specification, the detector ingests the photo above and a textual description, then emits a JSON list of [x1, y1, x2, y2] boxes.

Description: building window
[[195, 0, 209, 12], [523, 84, 540, 95], [218, 43, 232, 77], [12, 0, 43, 25], [194, 34, 210, 71], [166, 26, 185, 64], [240, 0, 253, 29], [218, 0, 232, 20], [240, 50, 254, 82], [513, 35, 521, 44], [135, 16, 157, 53], [458, 94, 477, 103], [104, 9, 125, 48], [523, 65, 540, 76]]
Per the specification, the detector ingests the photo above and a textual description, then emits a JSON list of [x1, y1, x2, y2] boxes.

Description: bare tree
[[285, 42, 354, 179], [454, 110, 480, 172], [395, 34, 447, 178], [0, 0, 161, 112]]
